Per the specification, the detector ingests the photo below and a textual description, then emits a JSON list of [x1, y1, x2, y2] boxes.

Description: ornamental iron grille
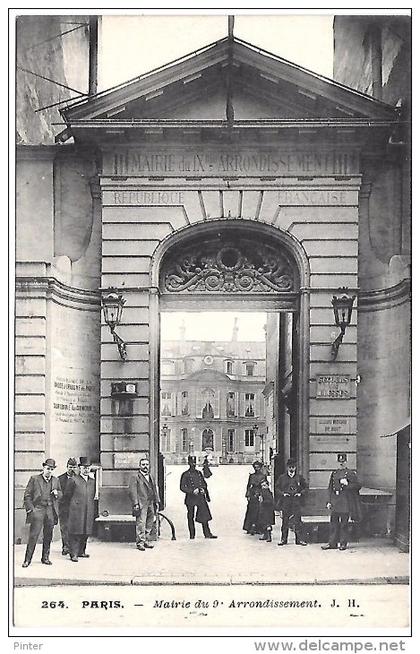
[[160, 235, 297, 295]]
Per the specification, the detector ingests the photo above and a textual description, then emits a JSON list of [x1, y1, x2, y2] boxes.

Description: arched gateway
[[150, 220, 310, 482]]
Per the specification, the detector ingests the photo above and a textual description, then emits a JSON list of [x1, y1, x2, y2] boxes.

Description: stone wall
[[99, 139, 360, 517], [16, 15, 89, 145], [15, 146, 101, 542]]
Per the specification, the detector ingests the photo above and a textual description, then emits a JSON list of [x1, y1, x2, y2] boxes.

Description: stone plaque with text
[[316, 374, 351, 399], [314, 417, 351, 434], [105, 148, 360, 177], [114, 452, 144, 469]]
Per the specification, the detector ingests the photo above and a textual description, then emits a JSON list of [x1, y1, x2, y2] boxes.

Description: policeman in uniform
[[275, 458, 308, 546], [180, 455, 217, 539], [322, 453, 362, 551]]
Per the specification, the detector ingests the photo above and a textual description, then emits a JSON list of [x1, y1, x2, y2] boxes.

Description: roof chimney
[[232, 317, 239, 342]]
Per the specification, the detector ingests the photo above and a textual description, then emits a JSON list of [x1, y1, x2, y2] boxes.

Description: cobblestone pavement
[[14, 465, 409, 586]]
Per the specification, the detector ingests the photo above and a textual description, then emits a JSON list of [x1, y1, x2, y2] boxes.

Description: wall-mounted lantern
[[101, 288, 127, 361], [331, 289, 356, 361]]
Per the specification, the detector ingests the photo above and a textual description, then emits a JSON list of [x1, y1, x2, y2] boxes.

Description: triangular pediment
[[63, 37, 396, 128]]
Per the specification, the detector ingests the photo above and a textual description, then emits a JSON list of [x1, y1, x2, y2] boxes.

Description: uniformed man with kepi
[[180, 455, 217, 539], [58, 457, 78, 555], [275, 458, 308, 546], [322, 453, 362, 551]]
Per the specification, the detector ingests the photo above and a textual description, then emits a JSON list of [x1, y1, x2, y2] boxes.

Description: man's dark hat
[[188, 455, 197, 464], [43, 458, 56, 468], [287, 458, 297, 467], [79, 456, 91, 466], [67, 457, 77, 466], [337, 453, 348, 463], [252, 460, 263, 469]]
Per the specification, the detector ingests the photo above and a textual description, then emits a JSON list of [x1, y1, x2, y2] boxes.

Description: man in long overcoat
[[58, 457, 78, 555], [180, 455, 217, 539], [322, 453, 362, 551], [64, 456, 96, 562], [243, 461, 267, 534], [275, 458, 308, 546], [22, 458, 62, 567], [129, 457, 160, 551]]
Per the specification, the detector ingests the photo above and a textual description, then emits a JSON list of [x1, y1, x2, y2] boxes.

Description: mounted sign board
[[316, 374, 351, 399]]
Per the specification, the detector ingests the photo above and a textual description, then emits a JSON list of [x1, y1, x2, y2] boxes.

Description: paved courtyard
[[14, 465, 409, 586]]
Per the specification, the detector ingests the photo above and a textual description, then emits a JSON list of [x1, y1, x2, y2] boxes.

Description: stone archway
[[151, 219, 310, 477]]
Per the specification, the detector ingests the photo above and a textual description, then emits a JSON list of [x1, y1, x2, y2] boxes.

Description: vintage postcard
[[10, 7, 412, 642]]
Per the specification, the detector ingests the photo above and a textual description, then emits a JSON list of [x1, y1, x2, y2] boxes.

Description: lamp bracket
[[111, 328, 127, 361], [331, 325, 346, 361]]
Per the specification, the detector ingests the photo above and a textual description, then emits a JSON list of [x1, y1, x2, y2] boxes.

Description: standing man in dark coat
[[243, 461, 267, 535], [322, 453, 362, 551], [180, 455, 217, 539], [65, 457, 96, 562], [129, 457, 160, 551], [276, 458, 308, 546], [22, 458, 62, 567], [58, 457, 78, 556]]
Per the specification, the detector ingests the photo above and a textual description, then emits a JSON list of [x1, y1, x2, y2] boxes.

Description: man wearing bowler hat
[[58, 457, 78, 556], [180, 455, 217, 539], [64, 457, 96, 562], [322, 453, 362, 551], [129, 457, 160, 551], [22, 458, 62, 567]]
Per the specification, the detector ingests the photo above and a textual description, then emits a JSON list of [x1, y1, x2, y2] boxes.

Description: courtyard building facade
[[15, 18, 410, 545]]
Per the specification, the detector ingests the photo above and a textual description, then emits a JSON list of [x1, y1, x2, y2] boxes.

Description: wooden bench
[[300, 515, 357, 543], [95, 512, 176, 542]]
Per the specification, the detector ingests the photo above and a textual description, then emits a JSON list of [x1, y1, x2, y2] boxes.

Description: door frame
[[150, 219, 311, 477]]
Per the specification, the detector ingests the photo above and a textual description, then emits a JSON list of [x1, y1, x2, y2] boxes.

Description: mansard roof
[[60, 36, 397, 140]]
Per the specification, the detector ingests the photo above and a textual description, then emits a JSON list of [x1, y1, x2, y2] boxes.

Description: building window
[[226, 392, 236, 417], [181, 391, 189, 416], [161, 427, 171, 452], [202, 428, 214, 450], [161, 391, 172, 416], [225, 360, 233, 375], [245, 362, 255, 377], [245, 393, 255, 417], [201, 388, 215, 419], [245, 429, 255, 448], [181, 428, 188, 452], [227, 429, 235, 452]]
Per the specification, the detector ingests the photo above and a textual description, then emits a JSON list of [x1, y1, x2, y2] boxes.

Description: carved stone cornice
[[358, 279, 411, 312], [15, 276, 100, 310]]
